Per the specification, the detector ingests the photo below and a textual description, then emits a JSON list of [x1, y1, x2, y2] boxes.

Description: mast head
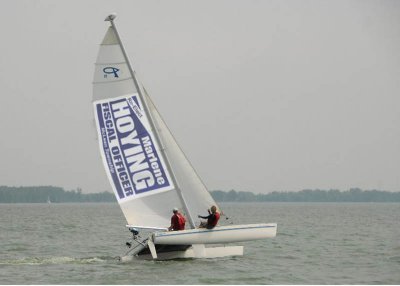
[[105, 13, 117, 22]]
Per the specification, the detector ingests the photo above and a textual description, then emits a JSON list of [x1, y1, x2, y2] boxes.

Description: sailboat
[[92, 14, 277, 260]]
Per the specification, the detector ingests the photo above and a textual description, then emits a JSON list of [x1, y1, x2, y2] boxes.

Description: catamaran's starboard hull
[[154, 223, 277, 245]]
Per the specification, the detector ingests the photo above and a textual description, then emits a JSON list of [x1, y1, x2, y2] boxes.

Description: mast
[[104, 14, 196, 229]]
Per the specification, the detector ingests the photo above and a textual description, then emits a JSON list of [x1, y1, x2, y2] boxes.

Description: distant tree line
[[210, 188, 400, 202], [0, 186, 116, 203], [1, 186, 399, 203]]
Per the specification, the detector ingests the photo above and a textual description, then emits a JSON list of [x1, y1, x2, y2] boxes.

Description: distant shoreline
[[1, 186, 399, 203], [211, 188, 400, 202]]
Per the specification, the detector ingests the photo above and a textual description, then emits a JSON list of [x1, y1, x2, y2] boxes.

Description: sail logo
[[103, 67, 120, 78]]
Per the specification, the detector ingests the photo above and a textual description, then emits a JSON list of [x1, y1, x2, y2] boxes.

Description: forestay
[[92, 22, 219, 229]]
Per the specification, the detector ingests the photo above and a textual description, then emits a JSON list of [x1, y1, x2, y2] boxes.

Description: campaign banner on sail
[[94, 93, 174, 202]]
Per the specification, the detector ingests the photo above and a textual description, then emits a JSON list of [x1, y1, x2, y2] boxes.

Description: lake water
[[0, 202, 399, 284]]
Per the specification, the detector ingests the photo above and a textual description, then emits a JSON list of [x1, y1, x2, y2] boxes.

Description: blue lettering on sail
[[94, 94, 173, 201]]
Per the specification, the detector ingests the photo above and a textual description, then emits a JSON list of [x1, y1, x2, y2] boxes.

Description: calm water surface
[[0, 202, 399, 284]]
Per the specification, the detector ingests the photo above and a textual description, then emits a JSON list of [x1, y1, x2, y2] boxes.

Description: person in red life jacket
[[198, 205, 220, 229], [168, 207, 186, 231]]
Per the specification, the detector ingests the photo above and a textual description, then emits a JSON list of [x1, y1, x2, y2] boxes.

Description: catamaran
[[92, 14, 277, 260]]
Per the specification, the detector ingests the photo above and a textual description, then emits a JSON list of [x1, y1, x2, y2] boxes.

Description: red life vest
[[177, 214, 186, 230], [172, 213, 186, 230], [208, 212, 220, 228]]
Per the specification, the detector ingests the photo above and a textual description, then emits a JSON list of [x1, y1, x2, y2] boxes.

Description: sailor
[[198, 205, 220, 229], [168, 207, 186, 231]]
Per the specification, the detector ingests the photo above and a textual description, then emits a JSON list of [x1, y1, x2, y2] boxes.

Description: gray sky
[[1, 0, 399, 193]]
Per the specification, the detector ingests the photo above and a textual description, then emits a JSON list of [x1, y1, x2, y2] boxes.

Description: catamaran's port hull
[[120, 244, 244, 261], [119, 223, 276, 261], [154, 223, 277, 245]]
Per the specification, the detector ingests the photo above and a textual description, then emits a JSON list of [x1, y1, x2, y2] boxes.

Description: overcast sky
[[1, 0, 399, 193]]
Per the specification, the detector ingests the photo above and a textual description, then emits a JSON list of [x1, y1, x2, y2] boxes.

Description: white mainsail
[[93, 16, 219, 230]]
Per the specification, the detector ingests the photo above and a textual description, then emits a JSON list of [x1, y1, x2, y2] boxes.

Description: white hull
[[119, 223, 276, 261], [120, 244, 243, 261], [154, 223, 277, 245]]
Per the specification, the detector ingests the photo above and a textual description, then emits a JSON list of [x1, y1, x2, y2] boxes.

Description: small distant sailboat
[[47, 196, 51, 204], [92, 14, 277, 260]]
